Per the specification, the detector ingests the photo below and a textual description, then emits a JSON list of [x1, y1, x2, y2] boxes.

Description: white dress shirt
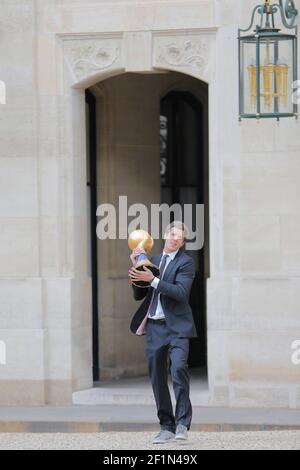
[[147, 248, 179, 320]]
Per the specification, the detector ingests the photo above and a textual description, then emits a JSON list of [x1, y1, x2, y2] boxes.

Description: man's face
[[164, 227, 185, 252]]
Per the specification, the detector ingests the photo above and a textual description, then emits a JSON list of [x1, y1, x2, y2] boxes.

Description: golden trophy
[[128, 229, 160, 288]]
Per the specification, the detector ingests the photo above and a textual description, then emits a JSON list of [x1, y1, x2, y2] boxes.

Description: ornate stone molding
[[64, 39, 123, 82], [160, 40, 208, 70], [153, 34, 214, 80], [62, 32, 215, 85]]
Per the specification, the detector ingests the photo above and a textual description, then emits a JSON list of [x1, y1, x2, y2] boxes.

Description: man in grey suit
[[129, 221, 197, 444]]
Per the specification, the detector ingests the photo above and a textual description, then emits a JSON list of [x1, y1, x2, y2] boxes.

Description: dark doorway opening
[[85, 90, 99, 381], [86, 78, 209, 383], [160, 90, 209, 373]]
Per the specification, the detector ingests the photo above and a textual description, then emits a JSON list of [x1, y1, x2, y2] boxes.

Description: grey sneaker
[[175, 424, 188, 440], [152, 430, 175, 444]]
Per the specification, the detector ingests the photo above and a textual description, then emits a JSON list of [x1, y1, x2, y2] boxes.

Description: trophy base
[[131, 260, 160, 288]]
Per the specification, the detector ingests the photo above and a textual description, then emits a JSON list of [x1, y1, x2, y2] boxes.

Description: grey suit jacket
[[130, 248, 197, 338]]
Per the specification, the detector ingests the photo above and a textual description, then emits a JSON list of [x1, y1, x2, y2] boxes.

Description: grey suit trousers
[[145, 320, 192, 432]]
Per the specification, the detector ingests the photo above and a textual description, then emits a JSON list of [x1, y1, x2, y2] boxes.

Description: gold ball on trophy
[[127, 229, 154, 253], [128, 229, 160, 288]]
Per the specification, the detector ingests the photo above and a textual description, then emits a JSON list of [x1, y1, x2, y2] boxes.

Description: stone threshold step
[[72, 390, 210, 406], [1, 405, 300, 433], [0, 422, 300, 433]]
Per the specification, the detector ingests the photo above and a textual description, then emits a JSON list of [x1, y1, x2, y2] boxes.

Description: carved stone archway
[[57, 28, 217, 394], [62, 30, 216, 87]]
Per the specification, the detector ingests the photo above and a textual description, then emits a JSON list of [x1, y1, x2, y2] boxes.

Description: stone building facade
[[0, 0, 300, 407]]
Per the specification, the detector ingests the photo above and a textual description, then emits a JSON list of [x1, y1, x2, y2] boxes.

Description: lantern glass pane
[[241, 40, 258, 115], [258, 37, 294, 115]]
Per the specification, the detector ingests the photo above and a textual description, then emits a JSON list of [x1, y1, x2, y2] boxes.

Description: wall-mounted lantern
[[238, 0, 298, 121]]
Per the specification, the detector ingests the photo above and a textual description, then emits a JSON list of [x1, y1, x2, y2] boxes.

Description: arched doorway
[[160, 91, 209, 372], [85, 72, 209, 382]]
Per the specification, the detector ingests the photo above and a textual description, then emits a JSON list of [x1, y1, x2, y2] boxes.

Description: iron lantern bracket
[[239, 0, 298, 35]]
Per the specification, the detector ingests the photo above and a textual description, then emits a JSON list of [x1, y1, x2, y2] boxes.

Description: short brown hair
[[164, 221, 189, 241]]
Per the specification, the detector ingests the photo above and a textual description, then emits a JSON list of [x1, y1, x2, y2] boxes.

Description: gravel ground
[[0, 431, 299, 450]]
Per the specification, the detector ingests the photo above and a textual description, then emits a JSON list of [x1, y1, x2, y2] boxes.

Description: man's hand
[[130, 247, 143, 265], [129, 266, 155, 284]]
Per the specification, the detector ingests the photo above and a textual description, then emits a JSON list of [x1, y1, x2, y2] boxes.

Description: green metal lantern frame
[[238, 0, 298, 121]]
